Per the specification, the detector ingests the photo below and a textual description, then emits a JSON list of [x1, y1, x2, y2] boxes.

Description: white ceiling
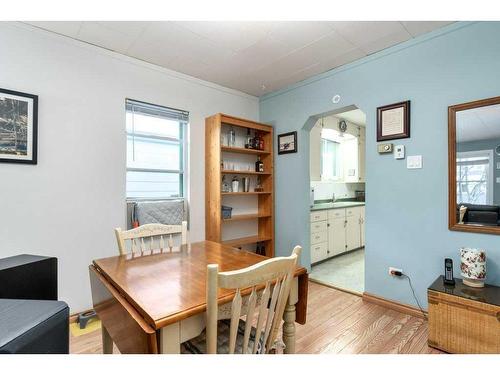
[[25, 21, 453, 96], [457, 104, 500, 143]]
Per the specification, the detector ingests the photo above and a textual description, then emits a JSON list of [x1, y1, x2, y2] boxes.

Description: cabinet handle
[[344, 220, 347, 227]]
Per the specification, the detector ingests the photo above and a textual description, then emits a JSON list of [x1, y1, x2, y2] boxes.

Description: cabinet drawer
[[311, 230, 327, 245], [310, 242, 328, 264], [346, 206, 362, 217], [310, 210, 327, 222], [310, 221, 327, 233], [328, 208, 345, 219]]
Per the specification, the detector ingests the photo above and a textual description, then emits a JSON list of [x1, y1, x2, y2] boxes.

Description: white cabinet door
[[360, 206, 365, 247], [311, 242, 328, 264], [329, 217, 346, 256], [345, 215, 361, 251]]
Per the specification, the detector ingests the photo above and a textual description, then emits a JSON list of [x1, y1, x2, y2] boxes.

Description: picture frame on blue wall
[[377, 100, 410, 142], [278, 131, 297, 155], [0, 88, 38, 164]]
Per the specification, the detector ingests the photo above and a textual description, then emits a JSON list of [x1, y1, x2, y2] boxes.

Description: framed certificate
[[377, 101, 410, 142]]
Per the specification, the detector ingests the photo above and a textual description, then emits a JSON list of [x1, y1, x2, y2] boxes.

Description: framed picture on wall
[[377, 100, 410, 142], [0, 88, 38, 164], [278, 131, 297, 154]]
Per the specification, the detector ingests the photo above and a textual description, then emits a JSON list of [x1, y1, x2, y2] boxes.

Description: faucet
[[332, 193, 336, 203]]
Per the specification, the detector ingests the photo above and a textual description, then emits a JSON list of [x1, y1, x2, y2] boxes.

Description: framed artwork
[[278, 131, 297, 154], [0, 88, 38, 164], [377, 100, 410, 142]]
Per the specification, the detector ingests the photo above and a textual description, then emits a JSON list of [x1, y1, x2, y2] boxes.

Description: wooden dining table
[[89, 240, 308, 354]]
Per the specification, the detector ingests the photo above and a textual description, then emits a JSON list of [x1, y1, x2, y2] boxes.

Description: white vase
[[460, 248, 486, 288]]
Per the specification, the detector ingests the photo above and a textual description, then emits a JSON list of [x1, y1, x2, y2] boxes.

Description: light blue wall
[[259, 22, 500, 309], [457, 138, 500, 204]]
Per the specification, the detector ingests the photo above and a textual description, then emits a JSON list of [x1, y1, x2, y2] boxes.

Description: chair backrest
[[206, 246, 301, 354], [114, 221, 188, 255]]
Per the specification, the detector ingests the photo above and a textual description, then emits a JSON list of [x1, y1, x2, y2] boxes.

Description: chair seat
[[181, 319, 263, 354]]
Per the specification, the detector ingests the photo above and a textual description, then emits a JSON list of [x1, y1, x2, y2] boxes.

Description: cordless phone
[[443, 258, 455, 285]]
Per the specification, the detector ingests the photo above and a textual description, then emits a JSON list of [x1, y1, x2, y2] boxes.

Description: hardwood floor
[[70, 281, 442, 354]]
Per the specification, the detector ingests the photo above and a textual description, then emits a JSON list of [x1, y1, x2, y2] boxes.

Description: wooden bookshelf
[[205, 113, 274, 257]]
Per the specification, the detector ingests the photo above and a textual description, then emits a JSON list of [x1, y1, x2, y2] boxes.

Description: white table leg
[[282, 299, 296, 354], [101, 325, 113, 354], [160, 322, 181, 354]]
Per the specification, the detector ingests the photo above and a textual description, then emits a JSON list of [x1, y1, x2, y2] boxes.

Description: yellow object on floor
[[70, 318, 101, 337]]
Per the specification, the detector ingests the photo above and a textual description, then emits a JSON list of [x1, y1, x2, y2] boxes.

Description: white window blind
[[126, 99, 188, 199]]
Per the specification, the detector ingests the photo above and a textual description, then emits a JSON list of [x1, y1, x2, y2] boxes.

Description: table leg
[[102, 325, 113, 354], [160, 322, 181, 354], [282, 300, 296, 354]]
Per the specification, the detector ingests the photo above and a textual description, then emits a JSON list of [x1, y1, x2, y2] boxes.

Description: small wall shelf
[[205, 113, 274, 257]]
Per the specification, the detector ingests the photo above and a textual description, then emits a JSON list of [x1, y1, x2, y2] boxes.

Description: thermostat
[[377, 143, 393, 154], [394, 145, 405, 159]]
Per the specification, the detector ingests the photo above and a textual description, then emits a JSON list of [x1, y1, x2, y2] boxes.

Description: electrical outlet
[[389, 267, 403, 276]]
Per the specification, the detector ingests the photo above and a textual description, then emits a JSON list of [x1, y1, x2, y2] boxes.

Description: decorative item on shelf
[[221, 205, 232, 220], [255, 156, 264, 173], [458, 205, 467, 224], [228, 127, 236, 147], [278, 131, 297, 154], [245, 128, 252, 149], [376, 100, 410, 142], [254, 177, 264, 192], [231, 176, 239, 192], [242, 177, 250, 192], [256, 242, 266, 256], [221, 176, 231, 193], [460, 247, 486, 288], [257, 132, 264, 150], [0, 88, 38, 164]]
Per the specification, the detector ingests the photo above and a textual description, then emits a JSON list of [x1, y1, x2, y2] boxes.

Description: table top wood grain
[[93, 240, 307, 330]]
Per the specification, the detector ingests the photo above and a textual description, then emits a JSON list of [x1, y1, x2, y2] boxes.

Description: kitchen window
[[320, 128, 342, 181], [126, 99, 188, 200], [456, 150, 493, 205]]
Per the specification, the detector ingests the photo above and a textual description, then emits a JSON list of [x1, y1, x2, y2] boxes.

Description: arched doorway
[[304, 105, 366, 295]]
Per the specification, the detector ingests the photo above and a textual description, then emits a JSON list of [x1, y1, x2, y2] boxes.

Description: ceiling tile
[[330, 21, 409, 46], [268, 21, 336, 51], [26, 21, 82, 37], [95, 21, 149, 37], [174, 21, 274, 52], [254, 31, 356, 82], [401, 21, 454, 37], [359, 30, 411, 55], [77, 22, 136, 53], [129, 22, 232, 66]]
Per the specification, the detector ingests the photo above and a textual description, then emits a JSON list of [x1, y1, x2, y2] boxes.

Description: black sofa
[[0, 255, 69, 354], [457, 203, 500, 226]]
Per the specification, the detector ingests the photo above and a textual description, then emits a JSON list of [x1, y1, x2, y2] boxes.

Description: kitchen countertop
[[310, 201, 365, 211]]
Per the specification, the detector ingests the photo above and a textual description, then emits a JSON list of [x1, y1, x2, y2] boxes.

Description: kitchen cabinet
[[345, 209, 361, 251], [311, 205, 365, 265], [342, 138, 359, 183], [329, 216, 346, 256]]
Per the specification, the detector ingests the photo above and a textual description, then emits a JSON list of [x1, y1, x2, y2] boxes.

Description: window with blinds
[[456, 150, 493, 205], [126, 99, 188, 200]]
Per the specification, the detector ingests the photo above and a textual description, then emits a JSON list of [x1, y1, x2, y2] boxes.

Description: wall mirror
[[449, 95, 500, 234]]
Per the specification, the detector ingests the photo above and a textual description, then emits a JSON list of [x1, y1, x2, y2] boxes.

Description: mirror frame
[[448, 95, 500, 234]]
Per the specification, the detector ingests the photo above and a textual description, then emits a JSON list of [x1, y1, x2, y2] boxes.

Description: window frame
[[125, 99, 188, 201], [320, 137, 341, 182]]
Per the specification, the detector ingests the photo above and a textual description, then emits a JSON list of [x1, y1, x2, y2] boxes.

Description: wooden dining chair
[[114, 221, 188, 255], [182, 246, 301, 354]]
